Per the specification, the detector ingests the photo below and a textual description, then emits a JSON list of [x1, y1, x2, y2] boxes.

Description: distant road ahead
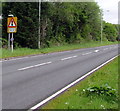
[[2, 44, 119, 109]]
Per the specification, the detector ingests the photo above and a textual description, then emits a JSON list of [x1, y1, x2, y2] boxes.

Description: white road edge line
[[28, 55, 119, 111], [1, 57, 29, 62], [0, 55, 44, 63], [18, 62, 52, 71], [103, 48, 108, 50], [61, 55, 77, 61]]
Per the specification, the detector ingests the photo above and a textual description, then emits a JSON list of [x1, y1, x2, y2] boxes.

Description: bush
[[84, 84, 117, 97], [0, 38, 8, 48], [82, 84, 118, 103]]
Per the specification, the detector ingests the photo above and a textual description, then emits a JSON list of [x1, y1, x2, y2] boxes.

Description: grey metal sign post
[[8, 33, 10, 50], [11, 33, 14, 52]]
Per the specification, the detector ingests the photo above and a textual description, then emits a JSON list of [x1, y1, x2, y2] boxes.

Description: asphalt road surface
[[2, 44, 119, 109]]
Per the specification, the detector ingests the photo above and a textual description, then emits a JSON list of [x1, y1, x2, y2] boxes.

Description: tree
[[2, 2, 117, 49], [103, 22, 118, 41], [2, 2, 39, 48]]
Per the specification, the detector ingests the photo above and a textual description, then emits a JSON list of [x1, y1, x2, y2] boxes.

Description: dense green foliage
[[103, 22, 118, 42], [2, 2, 39, 48], [1, 2, 118, 49], [40, 2, 101, 47]]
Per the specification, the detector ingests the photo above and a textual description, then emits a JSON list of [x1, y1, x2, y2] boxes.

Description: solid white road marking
[[94, 50, 99, 53], [18, 62, 52, 71], [82, 52, 92, 55], [103, 48, 108, 50], [61, 56, 77, 61], [1, 57, 29, 62], [29, 55, 118, 110], [0, 55, 44, 63], [109, 47, 113, 49]]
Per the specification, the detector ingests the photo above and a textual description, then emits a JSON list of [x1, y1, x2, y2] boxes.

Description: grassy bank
[[1, 41, 118, 59], [41, 56, 119, 110]]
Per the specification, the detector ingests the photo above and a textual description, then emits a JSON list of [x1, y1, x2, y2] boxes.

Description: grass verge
[[0, 41, 118, 59], [41, 56, 119, 110]]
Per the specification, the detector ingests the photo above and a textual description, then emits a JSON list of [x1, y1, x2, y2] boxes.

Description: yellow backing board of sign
[[7, 17, 17, 33]]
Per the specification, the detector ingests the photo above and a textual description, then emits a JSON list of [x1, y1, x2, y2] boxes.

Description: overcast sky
[[95, 0, 119, 24]]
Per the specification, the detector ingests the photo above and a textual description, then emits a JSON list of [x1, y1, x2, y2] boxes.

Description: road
[[2, 44, 119, 109]]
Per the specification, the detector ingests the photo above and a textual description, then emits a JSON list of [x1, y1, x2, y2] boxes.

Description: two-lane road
[[2, 44, 119, 109]]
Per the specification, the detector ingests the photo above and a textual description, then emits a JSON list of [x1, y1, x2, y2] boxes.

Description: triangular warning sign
[[8, 18, 17, 28]]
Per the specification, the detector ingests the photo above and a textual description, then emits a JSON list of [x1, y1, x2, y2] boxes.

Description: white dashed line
[[61, 56, 77, 61], [94, 50, 99, 53], [18, 61, 52, 71], [82, 52, 92, 55]]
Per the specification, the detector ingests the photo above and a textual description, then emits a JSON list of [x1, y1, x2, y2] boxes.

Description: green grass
[[41, 56, 119, 110], [0, 41, 118, 59], [1, 48, 42, 59]]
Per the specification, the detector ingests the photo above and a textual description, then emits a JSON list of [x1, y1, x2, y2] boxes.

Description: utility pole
[[100, 9, 103, 44], [38, 0, 41, 49]]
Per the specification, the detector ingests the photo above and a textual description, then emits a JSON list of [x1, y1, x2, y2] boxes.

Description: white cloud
[[96, 0, 119, 24]]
